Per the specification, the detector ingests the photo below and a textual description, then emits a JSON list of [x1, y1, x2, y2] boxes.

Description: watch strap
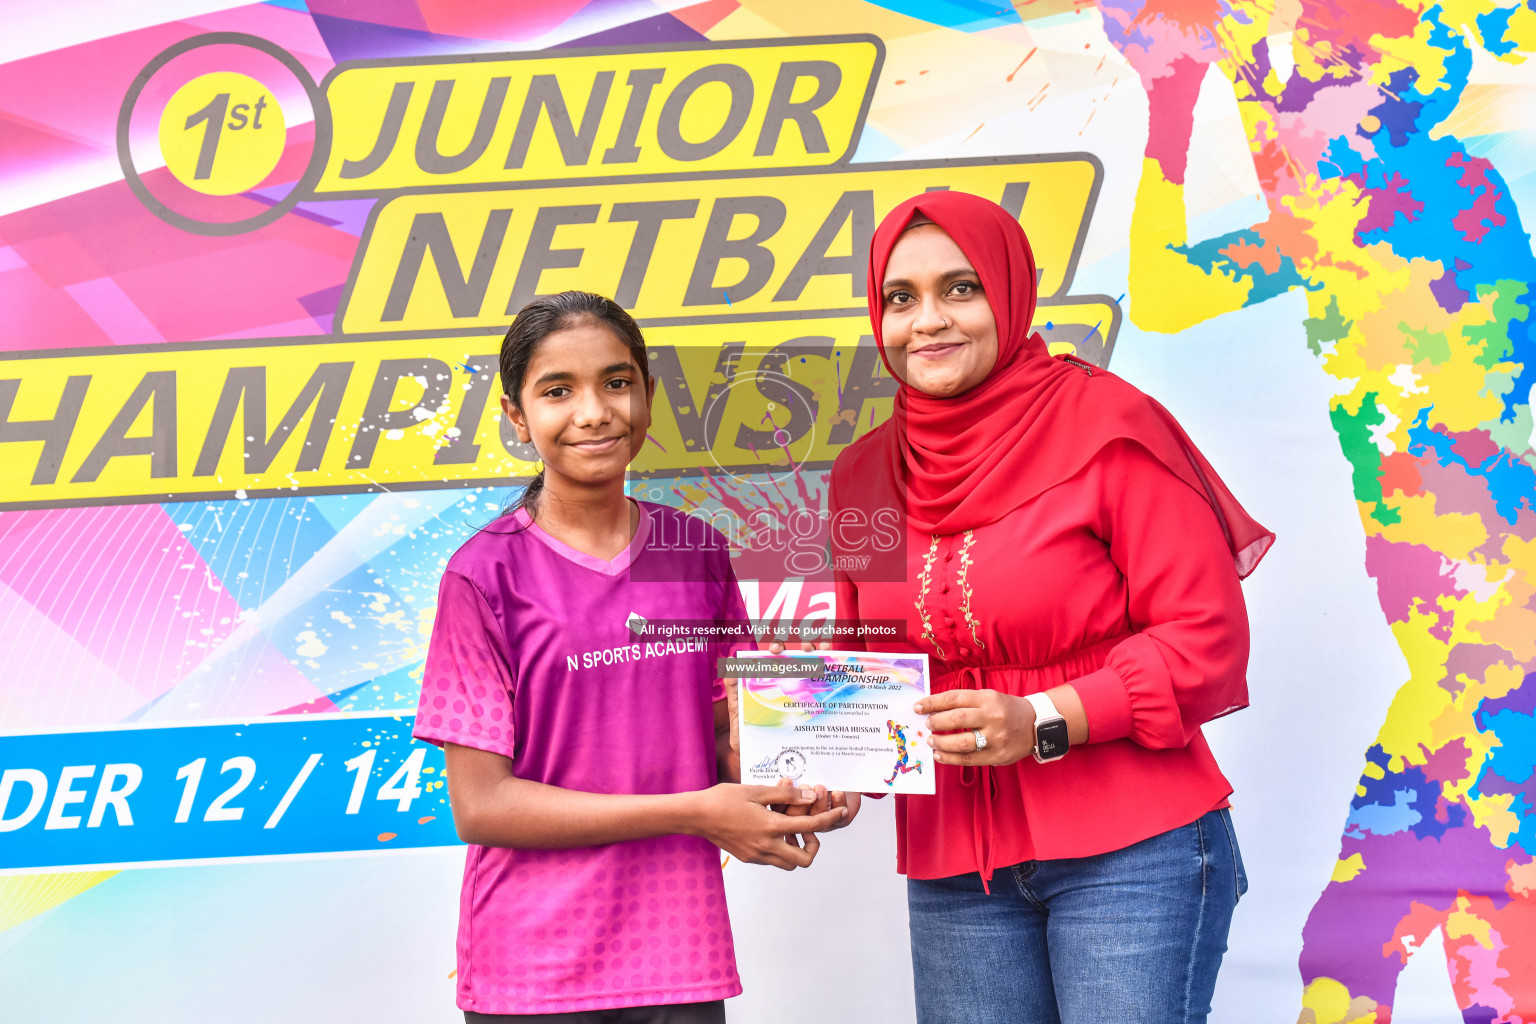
[[1024, 691, 1063, 727]]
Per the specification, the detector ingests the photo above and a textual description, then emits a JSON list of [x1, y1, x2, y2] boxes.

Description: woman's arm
[[1063, 439, 1252, 748], [444, 742, 845, 869], [921, 438, 1250, 763]]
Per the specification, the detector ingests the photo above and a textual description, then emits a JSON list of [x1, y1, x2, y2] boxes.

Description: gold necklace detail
[[957, 529, 985, 651], [914, 535, 945, 659]]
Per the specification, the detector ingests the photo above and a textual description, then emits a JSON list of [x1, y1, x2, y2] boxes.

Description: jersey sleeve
[[1070, 439, 1252, 750], [412, 569, 518, 759]]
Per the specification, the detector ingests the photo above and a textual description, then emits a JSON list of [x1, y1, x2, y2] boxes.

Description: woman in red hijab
[[828, 191, 1274, 1023]]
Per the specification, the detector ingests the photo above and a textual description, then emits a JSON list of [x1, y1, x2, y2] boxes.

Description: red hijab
[[849, 190, 1273, 578]]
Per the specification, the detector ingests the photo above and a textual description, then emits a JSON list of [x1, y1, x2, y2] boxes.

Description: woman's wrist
[[1044, 683, 1089, 746], [1011, 693, 1039, 764], [1005, 687, 1086, 763]]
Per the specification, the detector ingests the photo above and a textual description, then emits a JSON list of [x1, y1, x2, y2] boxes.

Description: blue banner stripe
[[0, 714, 459, 871]]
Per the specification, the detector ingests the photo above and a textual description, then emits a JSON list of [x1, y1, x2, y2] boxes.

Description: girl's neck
[[530, 476, 638, 562]]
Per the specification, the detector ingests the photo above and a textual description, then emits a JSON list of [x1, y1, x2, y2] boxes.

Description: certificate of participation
[[729, 651, 934, 794]]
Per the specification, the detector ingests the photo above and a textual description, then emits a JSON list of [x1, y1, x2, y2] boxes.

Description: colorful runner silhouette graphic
[[885, 719, 924, 786], [1091, 0, 1536, 1015]]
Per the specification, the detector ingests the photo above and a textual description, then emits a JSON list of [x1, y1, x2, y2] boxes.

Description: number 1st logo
[[159, 71, 286, 195]]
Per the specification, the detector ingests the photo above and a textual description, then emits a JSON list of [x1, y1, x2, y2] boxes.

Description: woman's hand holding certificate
[[916, 688, 1039, 767], [916, 685, 1091, 765]]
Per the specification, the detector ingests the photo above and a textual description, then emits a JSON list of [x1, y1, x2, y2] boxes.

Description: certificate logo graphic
[[773, 748, 808, 781]]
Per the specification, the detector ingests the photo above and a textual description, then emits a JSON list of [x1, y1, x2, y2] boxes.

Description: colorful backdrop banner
[[1, 1, 1533, 1023]]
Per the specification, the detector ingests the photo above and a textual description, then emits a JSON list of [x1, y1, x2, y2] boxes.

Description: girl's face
[[501, 319, 655, 490], [879, 223, 1000, 398]]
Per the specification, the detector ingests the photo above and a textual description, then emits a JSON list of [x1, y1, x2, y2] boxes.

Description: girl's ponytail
[[506, 464, 545, 526]]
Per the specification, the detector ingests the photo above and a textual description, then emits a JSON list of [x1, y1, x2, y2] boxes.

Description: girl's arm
[[715, 694, 740, 783], [444, 742, 844, 870]]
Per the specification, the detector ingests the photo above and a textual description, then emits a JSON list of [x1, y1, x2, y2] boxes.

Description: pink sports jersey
[[413, 500, 749, 1015]]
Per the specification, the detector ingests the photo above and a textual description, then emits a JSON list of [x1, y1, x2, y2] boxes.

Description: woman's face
[[500, 319, 655, 489], [880, 223, 1000, 398]]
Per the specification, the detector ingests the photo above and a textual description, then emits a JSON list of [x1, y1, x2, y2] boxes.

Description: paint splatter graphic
[[1095, 0, 1536, 1015]]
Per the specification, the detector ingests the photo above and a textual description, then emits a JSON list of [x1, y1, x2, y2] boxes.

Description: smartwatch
[[1024, 692, 1070, 763]]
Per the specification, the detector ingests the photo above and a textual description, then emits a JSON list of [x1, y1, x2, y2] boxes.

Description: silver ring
[[972, 728, 988, 751]]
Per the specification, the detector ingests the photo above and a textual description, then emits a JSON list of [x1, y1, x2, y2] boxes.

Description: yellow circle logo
[[158, 72, 286, 196]]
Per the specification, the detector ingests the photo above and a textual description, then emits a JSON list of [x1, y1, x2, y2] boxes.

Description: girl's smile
[[567, 434, 624, 452]]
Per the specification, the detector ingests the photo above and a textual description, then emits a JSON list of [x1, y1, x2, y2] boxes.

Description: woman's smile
[[909, 341, 966, 360]]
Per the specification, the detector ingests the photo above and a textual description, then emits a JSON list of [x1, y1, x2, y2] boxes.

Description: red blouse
[[831, 437, 1250, 884]]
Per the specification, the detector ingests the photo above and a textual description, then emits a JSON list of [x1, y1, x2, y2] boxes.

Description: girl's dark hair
[[499, 290, 651, 523]]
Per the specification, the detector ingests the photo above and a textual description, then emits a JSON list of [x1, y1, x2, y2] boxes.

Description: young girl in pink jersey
[[413, 291, 847, 1023]]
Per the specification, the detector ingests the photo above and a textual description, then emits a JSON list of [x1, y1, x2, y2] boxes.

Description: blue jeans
[[908, 808, 1247, 1024]]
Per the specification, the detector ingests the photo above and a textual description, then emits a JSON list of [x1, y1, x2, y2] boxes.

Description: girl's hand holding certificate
[[688, 780, 847, 870], [445, 743, 847, 872], [779, 783, 862, 836]]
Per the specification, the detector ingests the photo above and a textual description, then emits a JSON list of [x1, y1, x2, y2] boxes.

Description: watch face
[[1036, 719, 1069, 760]]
